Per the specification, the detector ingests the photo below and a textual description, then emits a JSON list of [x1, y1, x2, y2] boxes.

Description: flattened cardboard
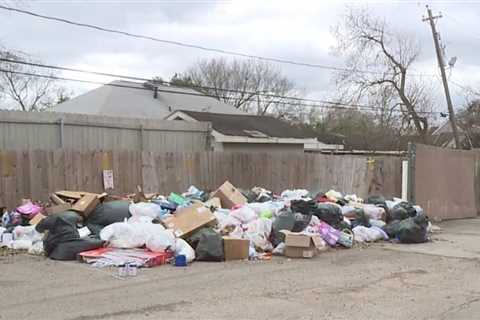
[[29, 213, 46, 225], [211, 181, 247, 209], [71, 194, 99, 217], [45, 203, 72, 215], [223, 236, 249, 261], [162, 203, 216, 238], [55, 191, 86, 200]]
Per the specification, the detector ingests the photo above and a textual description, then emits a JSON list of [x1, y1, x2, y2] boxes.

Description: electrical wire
[[0, 67, 442, 114], [0, 4, 437, 77], [0, 57, 377, 108]]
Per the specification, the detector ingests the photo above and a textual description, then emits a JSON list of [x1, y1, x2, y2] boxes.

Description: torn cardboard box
[[29, 213, 46, 225], [280, 230, 325, 259], [223, 236, 249, 261], [210, 181, 247, 209], [162, 203, 216, 238], [72, 194, 100, 218]]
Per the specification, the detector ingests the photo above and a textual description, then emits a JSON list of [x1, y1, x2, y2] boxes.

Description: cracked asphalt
[[2, 218, 480, 320]]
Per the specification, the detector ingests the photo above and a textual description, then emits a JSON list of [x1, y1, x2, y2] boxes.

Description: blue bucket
[[175, 255, 187, 267]]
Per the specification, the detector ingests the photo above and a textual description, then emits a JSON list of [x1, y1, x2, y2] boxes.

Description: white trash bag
[[146, 230, 175, 252], [174, 238, 195, 263], [129, 202, 163, 219]]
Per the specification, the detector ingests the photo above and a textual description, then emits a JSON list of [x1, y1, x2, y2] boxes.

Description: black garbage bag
[[383, 220, 401, 238], [187, 228, 224, 261], [271, 208, 296, 247], [313, 203, 343, 229], [383, 215, 429, 243], [397, 215, 429, 243], [393, 202, 417, 218], [366, 195, 387, 207], [351, 209, 371, 228], [292, 212, 312, 232], [240, 189, 257, 203], [36, 214, 104, 260], [390, 207, 410, 221], [85, 200, 131, 235]]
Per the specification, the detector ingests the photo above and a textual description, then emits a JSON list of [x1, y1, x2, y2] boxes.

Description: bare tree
[[333, 8, 434, 141], [0, 50, 70, 111], [171, 58, 304, 119]]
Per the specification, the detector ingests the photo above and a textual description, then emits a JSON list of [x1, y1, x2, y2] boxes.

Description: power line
[[0, 57, 381, 108], [0, 57, 443, 114], [0, 67, 441, 114], [0, 4, 437, 78]]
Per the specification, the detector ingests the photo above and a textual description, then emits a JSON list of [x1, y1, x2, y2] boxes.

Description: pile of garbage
[[0, 181, 431, 268]]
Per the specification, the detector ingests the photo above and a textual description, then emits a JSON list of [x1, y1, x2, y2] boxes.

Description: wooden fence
[[0, 150, 404, 209], [0, 110, 210, 152]]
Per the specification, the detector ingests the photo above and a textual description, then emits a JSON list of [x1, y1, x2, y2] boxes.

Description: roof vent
[[243, 130, 269, 138]]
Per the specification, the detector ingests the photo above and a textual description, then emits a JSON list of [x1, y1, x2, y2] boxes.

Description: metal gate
[[409, 143, 477, 221]]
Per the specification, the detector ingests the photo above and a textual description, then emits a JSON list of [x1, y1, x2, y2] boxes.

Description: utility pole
[[423, 5, 461, 149]]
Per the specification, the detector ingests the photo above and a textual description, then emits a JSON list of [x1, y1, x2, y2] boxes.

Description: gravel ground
[[1, 219, 480, 320]]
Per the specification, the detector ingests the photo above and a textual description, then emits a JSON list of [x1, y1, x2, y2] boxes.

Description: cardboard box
[[55, 190, 86, 200], [210, 181, 247, 209], [50, 193, 66, 205], [162, 203, 216, 238], [45, 203, 72, 215], [203, 197, 221, 210], [72, 194, 100, 218], [29, 213, 46, 225], [223, 236, 249, 261], [280, 230, 324, 259]]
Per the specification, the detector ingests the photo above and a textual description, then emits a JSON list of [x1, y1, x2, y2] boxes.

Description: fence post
[[139, 125, 145, 151], [59, 118, 64, 149], [407, 142, 416, 203]]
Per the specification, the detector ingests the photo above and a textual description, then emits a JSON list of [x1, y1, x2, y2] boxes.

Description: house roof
[[53, 80, 245, 118], [172, 110, 318, 139]]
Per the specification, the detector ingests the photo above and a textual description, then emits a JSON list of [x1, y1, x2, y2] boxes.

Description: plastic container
[[175, 255, 187, 267]]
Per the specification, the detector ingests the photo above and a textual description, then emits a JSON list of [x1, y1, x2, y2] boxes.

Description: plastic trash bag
[[146, 230, 175, 252], [272, 242, 286, 256], [174, 238, 195, 263], [28, 241, 44, 255], [129, 202, 163, 219], [353, 226, 388, 243], [100, 221, 146, 248], [213, 208, 240, 232], [366, 195, 387, 207], [363, 204, 386, 220], [16, 201, 42, 218], [244, 218, 274, 252], [292, 212, 312, 232], [280, 189, 309, 201], [86, 201, 131, 234], [13, 225, 43, 242], [187, 228, 224, 261], [318, 222, 340, 246], [271, 209, 295, 247], [370, 219, 386, 228], [11, 239, 33, 250], [230, 206, 257, 224], [390, 207, 410, 221], [396, 215, 429, 243], [325, 189, 343, 202]]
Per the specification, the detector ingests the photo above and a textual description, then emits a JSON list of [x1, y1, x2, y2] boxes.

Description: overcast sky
[[1, 0, 479, 111]]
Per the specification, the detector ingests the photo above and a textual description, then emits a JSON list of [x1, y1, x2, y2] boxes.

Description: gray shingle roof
[[53, 80, 245, 118], [178, 110, 317, 139]]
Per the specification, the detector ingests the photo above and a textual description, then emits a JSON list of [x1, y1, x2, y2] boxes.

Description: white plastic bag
[[230, 206, 257, 224], [11, 239, 33, 250], [129, 202, 163, 219], [353, 226, 388, 243], [363, 204, 386, 220], [325, 189, 343, 202], [213, 209, 240, 231], [146, 230, 175, 252], [272, 242, 286, 256], [28, 241, 44, 255], [100, 221, 146, 248], [174, 238, 195, 263], [281, 189, 309, 201], [12, 225, 43, 242]]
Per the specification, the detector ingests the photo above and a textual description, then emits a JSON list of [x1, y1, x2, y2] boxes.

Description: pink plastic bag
[[16, 201, 42, 218], [318, 222, 340, 246]]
